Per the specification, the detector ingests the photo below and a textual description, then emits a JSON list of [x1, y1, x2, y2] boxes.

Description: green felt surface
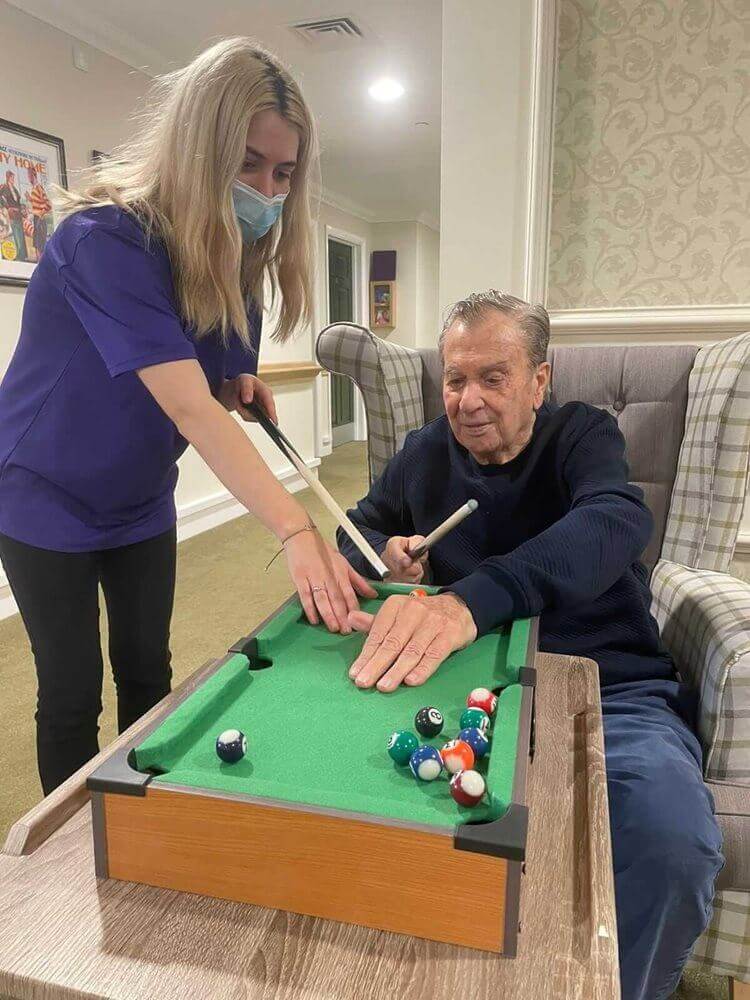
[[133, 583, 530, 830]]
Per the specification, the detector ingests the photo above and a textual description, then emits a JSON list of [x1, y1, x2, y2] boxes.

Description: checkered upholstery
[[661, 334, 750, 573], [316, 324, 424, 483], [652, 562, 750, 782], [316, 325, 750, 984]]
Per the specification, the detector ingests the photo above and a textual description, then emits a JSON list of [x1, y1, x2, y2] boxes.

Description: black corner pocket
[[240, 637, 274, 671]]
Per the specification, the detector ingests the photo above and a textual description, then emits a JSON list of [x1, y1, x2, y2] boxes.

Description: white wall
[[416, 222, 441, 348], [439, 0, 533, 312]]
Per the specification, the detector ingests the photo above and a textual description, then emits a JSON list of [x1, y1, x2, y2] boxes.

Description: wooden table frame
[[86, 606, 536, 957], [0, 652, 620, 999]]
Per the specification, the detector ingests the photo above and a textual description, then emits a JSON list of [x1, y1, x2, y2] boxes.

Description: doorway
[[328, 237, 357, 447]]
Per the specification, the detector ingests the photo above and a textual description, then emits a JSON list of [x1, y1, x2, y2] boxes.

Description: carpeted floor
[[0, 440, 727, 999]]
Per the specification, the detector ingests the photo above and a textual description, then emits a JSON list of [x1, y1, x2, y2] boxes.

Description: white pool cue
[[409, 499, 479, 559], [248, 402, 389, 580]]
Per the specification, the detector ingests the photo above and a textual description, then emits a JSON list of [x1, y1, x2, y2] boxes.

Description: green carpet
[[0, 441, 728, 998]]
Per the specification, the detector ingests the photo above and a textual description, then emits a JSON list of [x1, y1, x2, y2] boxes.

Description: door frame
[[324, 225, 368, 443]]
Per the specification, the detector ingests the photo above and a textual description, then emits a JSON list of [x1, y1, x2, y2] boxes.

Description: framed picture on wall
[[370, 280, 396, 330], [0, 119, 67, 286]]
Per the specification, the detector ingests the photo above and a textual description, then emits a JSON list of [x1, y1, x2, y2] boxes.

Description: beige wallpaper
[[547, 0, 750, 310]]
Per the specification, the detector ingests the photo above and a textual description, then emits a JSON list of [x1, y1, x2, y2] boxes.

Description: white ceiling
[[10, 0, 442, 228]]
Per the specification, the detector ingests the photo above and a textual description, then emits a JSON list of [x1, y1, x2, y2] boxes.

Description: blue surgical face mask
[[232, 180, 288, 243]]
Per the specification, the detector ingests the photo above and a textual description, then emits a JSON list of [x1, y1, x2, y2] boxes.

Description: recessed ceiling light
[[368, 78, 405, 102]]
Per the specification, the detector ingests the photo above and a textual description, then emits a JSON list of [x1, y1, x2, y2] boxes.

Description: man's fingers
[[351, 602, 427, 688], [348, 597, 404, 679], [392, 537, 414, 569], [407, 535, 425, 554], [376, 618, 443, 693], [403, 633, 455, 686]]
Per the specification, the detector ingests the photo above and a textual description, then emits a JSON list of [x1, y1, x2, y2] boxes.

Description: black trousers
[[0, 528, 176, 794]]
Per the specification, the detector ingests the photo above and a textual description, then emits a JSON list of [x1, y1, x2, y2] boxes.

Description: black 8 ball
[[415, 706, 444, 738]]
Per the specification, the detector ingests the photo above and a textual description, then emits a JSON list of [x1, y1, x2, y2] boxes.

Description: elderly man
[[338, 290, 723, 1000]]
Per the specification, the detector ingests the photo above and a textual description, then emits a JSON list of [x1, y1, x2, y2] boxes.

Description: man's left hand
[[347, 592, 477, 692]]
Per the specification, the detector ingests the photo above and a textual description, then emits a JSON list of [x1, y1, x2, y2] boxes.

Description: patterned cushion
[[651, 559, 750, 781], [316, 324, 424, 481], [687, 890, 750, 982], [547, 344, 698, 571], [661, 333, 750, 573]]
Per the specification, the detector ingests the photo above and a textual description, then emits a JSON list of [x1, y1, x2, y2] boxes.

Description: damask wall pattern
[[547, 0, 750, 310]]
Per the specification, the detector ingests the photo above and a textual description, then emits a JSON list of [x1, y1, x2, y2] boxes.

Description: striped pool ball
[[450, 769, 486, 807], [459, 726, 490, 760], [409, 745, 443, 781], [387, 730, 419, 766], [466, 687, 498, 716], [459, 707, 491, 732], [215, 729, 247, 763], [440, 739, 475, 775]]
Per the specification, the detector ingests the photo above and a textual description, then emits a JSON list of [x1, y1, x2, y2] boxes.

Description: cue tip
[[467, 499, 479, 511]]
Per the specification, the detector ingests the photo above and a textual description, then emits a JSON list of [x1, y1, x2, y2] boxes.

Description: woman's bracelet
[[281, 523, 316, 546], [264, 524, 317, 571]]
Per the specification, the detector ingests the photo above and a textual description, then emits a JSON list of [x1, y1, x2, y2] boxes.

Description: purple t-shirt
[[0, 206, 261, 552]]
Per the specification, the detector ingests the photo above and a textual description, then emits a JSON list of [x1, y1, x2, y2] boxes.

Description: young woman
[[0, 38, 374, 794]]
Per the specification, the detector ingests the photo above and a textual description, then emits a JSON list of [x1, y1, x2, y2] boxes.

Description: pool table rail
[[85, 599, 539, 956]]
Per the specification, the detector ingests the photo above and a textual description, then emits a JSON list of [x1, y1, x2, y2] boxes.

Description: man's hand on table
[[347, 592, 478, 692], [382, 535, 429, 584]]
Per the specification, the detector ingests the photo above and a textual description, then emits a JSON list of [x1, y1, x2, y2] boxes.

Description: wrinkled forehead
[[442, 318, 528, 374]]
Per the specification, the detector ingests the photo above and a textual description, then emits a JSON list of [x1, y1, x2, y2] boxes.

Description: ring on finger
[[311, 585, 326, 594]]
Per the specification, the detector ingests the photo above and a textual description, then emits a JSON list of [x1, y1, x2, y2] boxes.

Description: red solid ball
[[467, 686, 498, 716], [450, 769, 486, 807]]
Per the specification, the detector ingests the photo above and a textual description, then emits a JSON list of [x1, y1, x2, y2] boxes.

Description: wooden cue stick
[[247, 401, 390, 580], [409, 499, 479, 559]]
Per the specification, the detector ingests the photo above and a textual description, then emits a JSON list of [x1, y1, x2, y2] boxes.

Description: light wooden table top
[[0, 652, 619, 1000]]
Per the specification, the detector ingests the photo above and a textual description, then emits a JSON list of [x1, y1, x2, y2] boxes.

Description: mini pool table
[[88, 582, 537, 955]]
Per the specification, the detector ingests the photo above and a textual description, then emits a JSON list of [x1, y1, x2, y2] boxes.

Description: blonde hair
[[58, 38, 318, 345]]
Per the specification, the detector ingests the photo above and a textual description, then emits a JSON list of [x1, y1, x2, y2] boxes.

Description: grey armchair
[[316, 324, 750, 991]]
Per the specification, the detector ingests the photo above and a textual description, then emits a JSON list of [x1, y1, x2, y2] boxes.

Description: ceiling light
[[368, 78, 405, 102]]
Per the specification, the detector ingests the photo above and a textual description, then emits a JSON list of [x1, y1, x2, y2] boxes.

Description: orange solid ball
[[440, 739, 475, 775]]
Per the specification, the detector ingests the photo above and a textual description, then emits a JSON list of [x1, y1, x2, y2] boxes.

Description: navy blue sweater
[[338, 401, 674, 687]]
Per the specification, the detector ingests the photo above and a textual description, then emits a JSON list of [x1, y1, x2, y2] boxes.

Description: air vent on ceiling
[[290, 16, 367, 48]]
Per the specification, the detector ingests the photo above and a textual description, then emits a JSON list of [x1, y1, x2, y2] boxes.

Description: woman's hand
[[346, 592, 477, 692], [382, 535, 428, 583], [284, 528, 377, 633], [137, 359, 375, 635], [218, 374, 278, 424]]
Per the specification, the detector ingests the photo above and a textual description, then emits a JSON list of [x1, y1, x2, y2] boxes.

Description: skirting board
[[0, 460, 320, 622]]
